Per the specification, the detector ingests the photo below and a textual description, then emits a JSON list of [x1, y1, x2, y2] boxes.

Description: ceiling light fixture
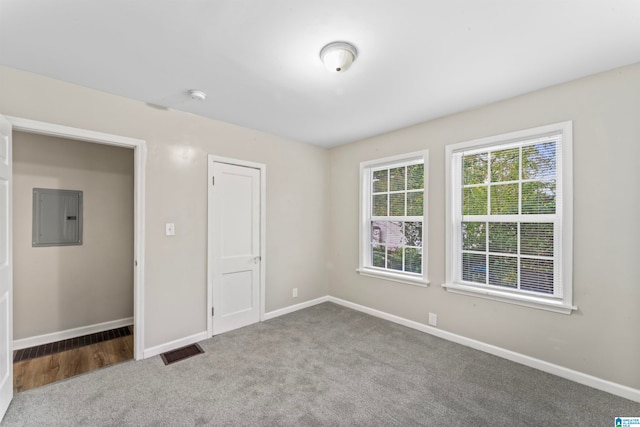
[[320, 42, 357, 73], [188, 90, 207, 101]]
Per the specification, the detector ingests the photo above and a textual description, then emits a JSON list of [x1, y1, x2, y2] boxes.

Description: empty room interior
[[0, 1, 639, 425]]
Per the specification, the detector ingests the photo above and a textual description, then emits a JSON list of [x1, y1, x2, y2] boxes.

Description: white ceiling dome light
[[320, 42, 358, 73]]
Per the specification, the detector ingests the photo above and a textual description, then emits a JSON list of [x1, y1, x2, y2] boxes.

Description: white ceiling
[[1, 1, 639, 148]]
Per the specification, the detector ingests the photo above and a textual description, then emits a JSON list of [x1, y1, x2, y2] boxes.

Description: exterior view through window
[[460, 140, 556, 293], [371, 162, 424, 273], [444, 122, 574, 314]]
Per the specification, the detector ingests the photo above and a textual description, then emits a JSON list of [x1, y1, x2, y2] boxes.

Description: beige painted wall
[[2, 62, 638, 391], [0, 66, 329, 350], [328, 63, 640, 390], [12, 132, 134, 339]]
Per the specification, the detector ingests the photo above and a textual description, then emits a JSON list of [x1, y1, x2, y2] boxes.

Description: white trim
[[13, 317, 133, 350], [445, 122, 572, 153], [360, 150, 427, 169], [0, 114, 14, 422], [327, 296, 640, 403], [6, 116, 147, 360], [143, 331, 208, 359], [442, 282, 576, 314], [356, 268, 430, 287], [6, 117, 143, 148], [207, 155, 267, 337], [263, 296, 329, 321]]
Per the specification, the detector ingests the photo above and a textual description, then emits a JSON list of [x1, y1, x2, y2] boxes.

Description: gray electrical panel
[[32, 188, 83, 247]]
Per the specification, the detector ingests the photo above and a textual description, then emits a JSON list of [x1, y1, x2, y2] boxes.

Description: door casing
[[207, 155, 266, 337]]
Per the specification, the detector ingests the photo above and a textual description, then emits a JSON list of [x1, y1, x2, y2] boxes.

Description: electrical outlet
[[293, 288, 298, 298], [165, 223, 175, 236], [428, 312, 437, 327]]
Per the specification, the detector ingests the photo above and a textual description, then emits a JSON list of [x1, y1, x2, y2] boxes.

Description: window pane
[[390, 193, 405, 216], [407, 191, 423, 216], [462, 222, 486, 251], [372, 245, 386, 268], [523, 142, 556, 180], [490, 183, 519, 214], [463, 186, 487, 215], [488, 222, 517, 254], [521, 258, 554, 294], [387, 247, 403, 271], [405, 248, 422, 274], [463, 153, 488, 185], [407, 164, 424, 190], [371, 221, 386, 244], [521, 223, 554, 257], [404, 221, 422, 247], [462, 253, 486, 283], [373, 169, 388, 193], [389, 167, 405, 191], [373, 194, 388, 216], [522, 181, 555, 214], [490, 148, 519, 182], [382, 221, 404, 250], [488, 255, 517, 288]]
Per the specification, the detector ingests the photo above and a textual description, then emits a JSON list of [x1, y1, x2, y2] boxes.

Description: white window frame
[[358, 150, 430, 287], [443, 122, 575, 314]]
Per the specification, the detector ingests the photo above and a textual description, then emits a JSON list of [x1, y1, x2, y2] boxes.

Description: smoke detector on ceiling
[[188, 90, 207, 101], [320, 41, 358, 73]]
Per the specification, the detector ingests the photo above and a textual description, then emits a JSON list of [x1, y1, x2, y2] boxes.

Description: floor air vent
[[13, 326, 132, 363], [160, 343, 204, 365]]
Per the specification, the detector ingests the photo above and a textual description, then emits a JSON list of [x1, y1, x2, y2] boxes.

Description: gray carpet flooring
[[3, 302, 639, 426]]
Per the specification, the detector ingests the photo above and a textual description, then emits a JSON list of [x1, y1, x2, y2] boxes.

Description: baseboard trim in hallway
[[13, 317, 134, 350]]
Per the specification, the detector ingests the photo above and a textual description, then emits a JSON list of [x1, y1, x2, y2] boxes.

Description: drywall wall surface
[[13, 132, 133, 339], [0, 66, 329, 349], [328, 63, 640, 389]]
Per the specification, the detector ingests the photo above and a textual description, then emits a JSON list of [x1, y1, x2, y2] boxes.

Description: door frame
[[207, 155, 266, 337], [7, 116, 146, 361]]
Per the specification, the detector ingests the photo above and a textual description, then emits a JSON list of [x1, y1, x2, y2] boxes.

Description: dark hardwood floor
[[13, 328, 133, 392]]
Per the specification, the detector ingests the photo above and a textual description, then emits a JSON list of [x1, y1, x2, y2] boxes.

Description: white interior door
[[0, 115, 13, 421], [211, 161, 261, 335]]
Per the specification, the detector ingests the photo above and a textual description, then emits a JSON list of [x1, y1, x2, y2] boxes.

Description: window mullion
[[517, 147, 523, 291]]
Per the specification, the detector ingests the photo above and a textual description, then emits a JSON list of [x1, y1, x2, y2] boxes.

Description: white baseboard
[[263, 296, 329, 321], [327, 296, 640, 403], [13, 317, 134, 350], [143, 331, 208, 359], [143, 296, 328, 360]]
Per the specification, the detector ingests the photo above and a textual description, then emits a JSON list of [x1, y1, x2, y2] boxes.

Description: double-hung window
[[444, 122, 574, 314], [358, 151, 429, 286]]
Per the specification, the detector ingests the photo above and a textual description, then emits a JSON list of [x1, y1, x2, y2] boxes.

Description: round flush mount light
[[320, 41, 358, 73], [188, 89, 207, 101]]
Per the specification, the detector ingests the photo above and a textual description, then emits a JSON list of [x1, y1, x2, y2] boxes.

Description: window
[[444, 122, 574, 314], [358, 151, 429, 286]]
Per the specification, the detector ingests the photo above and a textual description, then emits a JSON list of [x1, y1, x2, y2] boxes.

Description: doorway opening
[[7, 117, 146, 392]]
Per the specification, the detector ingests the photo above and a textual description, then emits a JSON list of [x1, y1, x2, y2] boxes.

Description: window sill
[[357, 268, 430, 287], [442, 282, 577, 315]]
